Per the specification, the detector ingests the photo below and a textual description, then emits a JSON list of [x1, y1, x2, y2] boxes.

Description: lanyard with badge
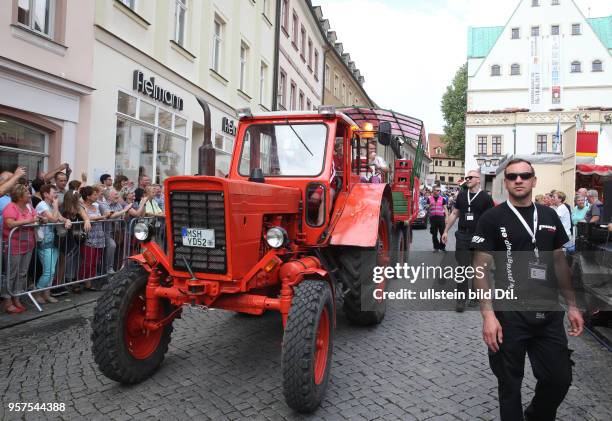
[[507, 202, 547, 281], [465, 190, 480, 221]]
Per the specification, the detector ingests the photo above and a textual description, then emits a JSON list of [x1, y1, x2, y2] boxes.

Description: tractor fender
[[329, 183, 393, 247]]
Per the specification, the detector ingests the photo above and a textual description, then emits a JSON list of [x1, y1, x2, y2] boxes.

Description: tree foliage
[[440, 63, 467, 158]]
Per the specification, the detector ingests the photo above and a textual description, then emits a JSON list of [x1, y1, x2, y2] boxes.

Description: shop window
[[158, 108, 173, 131], [0, 117, 49, 179], [139, 101, 156, 125], [17, 0, 54, 38], [117, 91, 137, 117], [115, 91, 187, 184]]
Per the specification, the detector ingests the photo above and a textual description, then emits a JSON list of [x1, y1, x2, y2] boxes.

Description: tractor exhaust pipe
[[196, 97, 215, 176]]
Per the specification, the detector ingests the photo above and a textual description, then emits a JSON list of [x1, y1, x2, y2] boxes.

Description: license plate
[[181, 228, 215, 248]]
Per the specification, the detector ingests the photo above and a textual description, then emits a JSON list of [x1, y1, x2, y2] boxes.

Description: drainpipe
[[271, 0, 282, 111]]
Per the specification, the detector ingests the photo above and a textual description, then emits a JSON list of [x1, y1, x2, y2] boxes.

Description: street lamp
[[492, 159, 500, 166], [485, 160, 492, 166], [476, 158, 485, 166]]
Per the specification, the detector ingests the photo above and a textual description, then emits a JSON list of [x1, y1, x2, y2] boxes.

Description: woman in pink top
[[2, 184, 39, 313]]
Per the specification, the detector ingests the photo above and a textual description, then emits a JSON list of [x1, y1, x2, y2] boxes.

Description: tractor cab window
[[238, 123, 327, 177]]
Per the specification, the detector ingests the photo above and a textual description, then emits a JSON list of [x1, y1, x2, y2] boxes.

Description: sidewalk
[[0, 290, 102, 330]]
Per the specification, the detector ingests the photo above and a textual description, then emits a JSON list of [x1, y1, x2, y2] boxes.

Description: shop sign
[[133, 70, 184, 111], [222, 117, 236, 136]]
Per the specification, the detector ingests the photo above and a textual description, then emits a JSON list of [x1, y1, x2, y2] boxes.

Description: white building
[[88, 0, 277, 183], [465, 0, 612, 189], [274, 0, 326, 110]]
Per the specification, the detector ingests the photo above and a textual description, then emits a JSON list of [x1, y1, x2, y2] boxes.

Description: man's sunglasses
[[505, 172, 534, 181], [465, 176, 479, 181]]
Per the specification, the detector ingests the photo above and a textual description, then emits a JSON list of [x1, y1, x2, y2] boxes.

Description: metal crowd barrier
[[1, 219, 127, 312], [0, 216, 168, 312]]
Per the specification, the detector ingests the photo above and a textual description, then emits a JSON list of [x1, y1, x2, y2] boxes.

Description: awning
[[576, 164, 612, 176]]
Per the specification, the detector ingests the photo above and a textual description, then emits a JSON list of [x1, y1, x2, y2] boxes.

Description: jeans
[[36, 246, 59, 289], [489, 311, 573, 421]]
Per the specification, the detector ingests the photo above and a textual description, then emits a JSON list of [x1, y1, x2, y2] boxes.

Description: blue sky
[[313, 0, 612, 133]]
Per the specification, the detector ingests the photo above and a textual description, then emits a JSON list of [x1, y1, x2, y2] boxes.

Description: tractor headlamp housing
[[266, 226, 288, 248], [134, 222, 153, 242]]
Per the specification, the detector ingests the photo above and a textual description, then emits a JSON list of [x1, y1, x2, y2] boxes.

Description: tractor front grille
[[169, 191, 227, 274]]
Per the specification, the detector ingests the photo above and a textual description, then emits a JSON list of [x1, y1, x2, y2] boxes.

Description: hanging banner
[[529, 36, 542, 109], [551, 35, 562, 105]]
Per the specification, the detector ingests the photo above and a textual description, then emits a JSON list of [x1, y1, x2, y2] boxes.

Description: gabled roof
[[468, 9, 612, 59], [467, 26, 503, 59], [587, 16, 612, 50]]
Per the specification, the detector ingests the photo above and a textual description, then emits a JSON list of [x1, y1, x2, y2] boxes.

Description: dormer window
[[571, 61, 581, 73], [510, 63, 521, 75], [532, 0, 539, 6], [592, 60, 603, 72], [511, 28, 520, 39], [572, 23, 581, 35], [491, 64, 501, 76]]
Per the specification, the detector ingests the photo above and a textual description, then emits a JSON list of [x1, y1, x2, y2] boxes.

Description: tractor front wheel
[[338, 198, 392, 326], [91, 267, 173, 384], [282, 280, 334, 413]]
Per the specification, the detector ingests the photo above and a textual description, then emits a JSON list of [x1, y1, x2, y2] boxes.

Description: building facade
[[88, 0, 277, 183], [315, 10, 374, 108], [274, 0, 326, 111], [428, 134, 464, 188], [0, 0, 95, 180], [465, 0, 612, 189]]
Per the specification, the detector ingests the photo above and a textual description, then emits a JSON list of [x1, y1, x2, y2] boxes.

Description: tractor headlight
[[266, 227, 288, 248], [418, 210, 426, 218], [134, 222, 152, 242]]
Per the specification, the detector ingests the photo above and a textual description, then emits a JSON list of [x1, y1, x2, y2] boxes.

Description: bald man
[[442, 169, 494, 312]]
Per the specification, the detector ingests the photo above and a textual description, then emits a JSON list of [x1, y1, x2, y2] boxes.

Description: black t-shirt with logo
[[454, 190, 495, 233], [471, 202, 569, 309]]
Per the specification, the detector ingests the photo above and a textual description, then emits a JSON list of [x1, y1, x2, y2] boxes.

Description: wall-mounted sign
[[222, 117, 236, 136], [133, 70, 184, 111]]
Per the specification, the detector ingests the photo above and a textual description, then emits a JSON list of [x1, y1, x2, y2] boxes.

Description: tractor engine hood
[[164, 176, 301, 279]]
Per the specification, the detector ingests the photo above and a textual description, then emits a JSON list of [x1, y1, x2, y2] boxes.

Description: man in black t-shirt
[[471, 158, 584, 421], [442, 169, 494, 312]]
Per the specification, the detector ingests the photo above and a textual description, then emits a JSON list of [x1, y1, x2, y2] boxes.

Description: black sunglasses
[[465, 176, 479, 181], [505, 172, 534, 181]]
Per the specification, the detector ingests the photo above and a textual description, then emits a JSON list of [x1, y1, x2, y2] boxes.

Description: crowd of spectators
[[0, 164, 166, 314]]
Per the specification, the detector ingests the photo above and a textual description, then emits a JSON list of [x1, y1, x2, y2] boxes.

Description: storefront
[[0, 117, 49, 178], [89, 42, 239, 183], [0, 59, 93, 181]]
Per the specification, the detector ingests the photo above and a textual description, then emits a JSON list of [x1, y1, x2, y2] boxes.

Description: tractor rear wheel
[[91, 266, 173, 384], [282, 280, 334, 413], [393, 223, 410, 265], [338, 198, 392, 326]]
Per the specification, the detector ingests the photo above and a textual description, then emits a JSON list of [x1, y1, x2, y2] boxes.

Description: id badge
[[528, 261, 547, 281], [465, 213, 474, 221]]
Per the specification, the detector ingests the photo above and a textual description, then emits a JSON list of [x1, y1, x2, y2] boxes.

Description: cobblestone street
[[0, 227, 610, 420]]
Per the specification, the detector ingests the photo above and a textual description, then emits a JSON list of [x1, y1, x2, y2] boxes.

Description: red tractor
[[91, 101, 425, 413]]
